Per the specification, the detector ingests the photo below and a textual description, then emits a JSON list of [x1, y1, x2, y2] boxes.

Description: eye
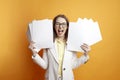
[[62, 23, 67, 26], [55, 22, 67, 27], [55, 22, 60, 26]]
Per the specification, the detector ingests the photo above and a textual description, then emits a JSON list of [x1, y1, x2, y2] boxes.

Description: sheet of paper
[[67, 18, 102, 52], [27, 19, 54, 51], [27, 23, 33, 42]]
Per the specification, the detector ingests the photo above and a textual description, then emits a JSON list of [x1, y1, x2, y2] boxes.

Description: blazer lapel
[[49, 43, 59, 63]]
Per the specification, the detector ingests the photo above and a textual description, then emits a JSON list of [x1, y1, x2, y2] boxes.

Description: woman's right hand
[[29, 41, 38, 56]]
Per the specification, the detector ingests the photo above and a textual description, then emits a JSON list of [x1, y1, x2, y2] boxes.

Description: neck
[[57, 36, 65, 41]]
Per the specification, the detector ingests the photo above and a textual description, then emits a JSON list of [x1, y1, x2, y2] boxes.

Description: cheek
[[55, 27, 58, 32], [64, 28, 68, 33]]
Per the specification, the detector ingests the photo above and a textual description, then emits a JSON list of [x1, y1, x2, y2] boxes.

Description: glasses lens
[[55, 22, 67, 27]]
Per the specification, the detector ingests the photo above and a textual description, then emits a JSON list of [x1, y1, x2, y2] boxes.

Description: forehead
[[56, 17, 66, 23]]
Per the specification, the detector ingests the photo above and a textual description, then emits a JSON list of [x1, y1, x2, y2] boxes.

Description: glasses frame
[[55, 22, 67, 28]]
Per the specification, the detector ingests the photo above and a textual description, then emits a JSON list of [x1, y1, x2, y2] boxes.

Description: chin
[[58, 35, 64, 38]]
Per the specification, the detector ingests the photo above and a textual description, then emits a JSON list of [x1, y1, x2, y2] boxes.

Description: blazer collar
[[49, 42, 59, 63], [49, 41, 67, 64]]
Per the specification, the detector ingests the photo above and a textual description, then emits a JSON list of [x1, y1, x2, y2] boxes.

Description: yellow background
[[0, 0, 120, 80]]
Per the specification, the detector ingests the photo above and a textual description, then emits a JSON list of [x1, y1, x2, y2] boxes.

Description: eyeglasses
[[55, 22, 67, 28]]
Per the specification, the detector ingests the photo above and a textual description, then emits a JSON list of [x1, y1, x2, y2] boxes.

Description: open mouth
[[58, 29, 64, 35]]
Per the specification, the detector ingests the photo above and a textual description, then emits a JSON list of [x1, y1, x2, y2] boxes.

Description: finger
[[81, 45, 87, 51], [81, 44, 88, 50], [33, 47, 36, 49], [81, 45, 90, 52], [83, 43, 88, 46], [31, 41, 35, 44], [83, 43, 89, 47], [31, 49, 38, 54], [30, 41, 35, 46], [30, 41, 36, 47]]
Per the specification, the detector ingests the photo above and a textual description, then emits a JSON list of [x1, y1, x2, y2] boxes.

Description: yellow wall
[[0, 0, 120, 80]]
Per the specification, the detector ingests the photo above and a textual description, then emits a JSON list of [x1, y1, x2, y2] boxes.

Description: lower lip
[[58, 31, 63, 35]]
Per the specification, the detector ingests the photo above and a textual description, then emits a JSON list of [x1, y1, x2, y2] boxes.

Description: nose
[[59, 25, 63, 29]]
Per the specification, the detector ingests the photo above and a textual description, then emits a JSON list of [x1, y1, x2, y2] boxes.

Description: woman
[[29, 14, 91, 80]]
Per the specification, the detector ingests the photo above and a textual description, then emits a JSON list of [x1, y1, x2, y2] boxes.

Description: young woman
[[29, 14, 91, 80]]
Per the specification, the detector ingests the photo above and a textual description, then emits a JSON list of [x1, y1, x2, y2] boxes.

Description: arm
[[72, 43, 90, 69], [72, 53, 89, 69], [29, 42, 48, 69], [32, 49, 48, 70]]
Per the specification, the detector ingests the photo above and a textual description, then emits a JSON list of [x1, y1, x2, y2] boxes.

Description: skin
[[55, 17, 68, 41]]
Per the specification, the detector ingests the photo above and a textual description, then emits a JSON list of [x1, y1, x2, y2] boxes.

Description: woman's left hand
[[80, 43, 91, 56]]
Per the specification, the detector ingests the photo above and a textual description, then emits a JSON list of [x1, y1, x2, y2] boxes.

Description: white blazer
[[32, 43, 89, 80]]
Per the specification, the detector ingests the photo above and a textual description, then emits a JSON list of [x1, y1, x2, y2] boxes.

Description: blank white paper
[[27, 19, 54, 51], [67, 18, 102, 52]]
